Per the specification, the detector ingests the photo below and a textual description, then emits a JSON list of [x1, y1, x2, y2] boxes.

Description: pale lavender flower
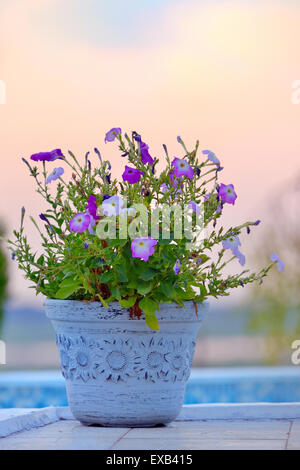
[[131, 237, 157, 262], [270, 254, 284, 273], [202, 150, 220, 165], [46, 167, 64, 184], [105, 127, 121, 143], [188, 201, 200, 214], [102, 195, 124, 216], [173, 259, 181, 275]]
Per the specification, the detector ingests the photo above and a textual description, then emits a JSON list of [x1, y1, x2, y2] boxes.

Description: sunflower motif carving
[[163, 339, 190, 382], [187, 340, 196, 369], [96, 338, 137, 383], [56, 334, 195, 383], [133, 336, 169, 382], [56, 334, 72, 379]]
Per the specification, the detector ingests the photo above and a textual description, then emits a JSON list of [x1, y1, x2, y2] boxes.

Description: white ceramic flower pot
[[45, 299, 207, 427]]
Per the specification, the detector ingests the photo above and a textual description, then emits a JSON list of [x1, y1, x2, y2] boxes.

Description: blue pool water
[[0, 367, 299, 408]]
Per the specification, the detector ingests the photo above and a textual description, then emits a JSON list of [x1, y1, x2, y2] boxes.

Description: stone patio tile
[[112, 438, 286, 450], [287, 420, 300, 450], [0, 437, 61, 450], [127, 419, 291, 440], [9, 420, 129, 440]]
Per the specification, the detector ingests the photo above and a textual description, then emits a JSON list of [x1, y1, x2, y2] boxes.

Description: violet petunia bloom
[[218, 183, 237, 205], [46, 167, 64, 184], [235, 249, 246, 266], [104, 127, 121, 143], [173, 259, 181, 275], [171, 158, 194, 179], [69, 213, 91, 233], [30, 149, 64, 162], [86, 195, 99, 220], [202, 150, 220, 165], [169, 172, 183, 193], [102, 195, 124, 216], [122, 166, 144, 184], [160, 183, 168, 193], [222, 235, 245, 266], [131, 236, 157, 262], [188, 201, 200, 214], [222, 235, 241, 252], [270, 254, 285, 273], [139, 141, 154, 165]]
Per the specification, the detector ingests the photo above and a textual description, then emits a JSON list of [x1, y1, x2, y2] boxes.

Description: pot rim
[[44, 298, 209, 323]]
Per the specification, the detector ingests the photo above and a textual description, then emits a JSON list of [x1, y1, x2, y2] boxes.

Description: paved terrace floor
[[0, 407, 300, 450]]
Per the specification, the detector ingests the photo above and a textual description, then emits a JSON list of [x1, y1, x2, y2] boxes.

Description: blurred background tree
[[0, 223, 7, 334], [247, 176, 300, 363]]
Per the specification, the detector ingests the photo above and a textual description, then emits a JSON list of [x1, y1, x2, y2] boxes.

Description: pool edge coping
[[1, 403, 300, 438]]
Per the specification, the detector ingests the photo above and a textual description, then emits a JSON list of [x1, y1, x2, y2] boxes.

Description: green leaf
[[116, 265, 128, 282], [98, 271, 113, 283], [139, 297, 159, 331], [138, 268, 157, 281], [55, 283, 81, 299], [119, 296, 137, 308], [59, 277, 80, 288], [111, 286, 121, 300], [137, 282, 153, 295]]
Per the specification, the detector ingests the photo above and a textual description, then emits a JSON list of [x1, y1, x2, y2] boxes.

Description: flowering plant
[[8, 129, 283, 330]]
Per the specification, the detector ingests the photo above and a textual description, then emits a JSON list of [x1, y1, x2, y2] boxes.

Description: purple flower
[[222, 235, 241, 252], [132, 131, 142, 142], [270, 254, 284, 273], [139, 141, 154, 165], [105, 127, 121, 143], [160, 183, 168, 193], [173, 259, 181, 275], [84, 242, 89, 249], [39, 213, 55, 233], [102, 195, 124, 216], [169, 172, 183, 193], [86, 195, 99, 220], [218, 183, 237, 205], [30, 149, 64, 162], [69, 213, 91, 233], [202, 150, 220, 165], [11, 252, 16, 261], [171, 158, 194, 179], [122, 166, 144, 184], [188, 201, 200, 214], [131, 236, 157, 262], [216, 203, 223, 214], [235, 249, 246, 266], [222, 235, 245, 266], [46, 167, 64, 184]]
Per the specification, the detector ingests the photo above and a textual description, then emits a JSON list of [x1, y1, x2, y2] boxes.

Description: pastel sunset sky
[[0, 0, 299, 305]]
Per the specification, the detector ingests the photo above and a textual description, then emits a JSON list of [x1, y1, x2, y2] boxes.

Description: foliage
[[8, 130, 277, 330]]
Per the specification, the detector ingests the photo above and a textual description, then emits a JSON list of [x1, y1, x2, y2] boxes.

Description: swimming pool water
[[0, 367, 299, 408]]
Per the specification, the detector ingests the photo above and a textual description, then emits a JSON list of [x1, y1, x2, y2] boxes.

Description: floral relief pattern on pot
[[56, 334, 194, 384]]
